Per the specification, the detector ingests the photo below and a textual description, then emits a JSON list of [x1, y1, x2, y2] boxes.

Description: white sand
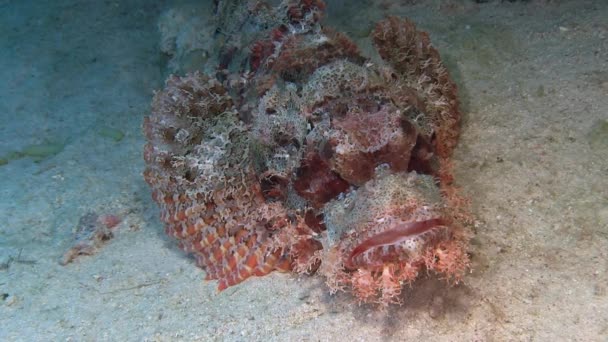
[[1, 0, 607, 340]]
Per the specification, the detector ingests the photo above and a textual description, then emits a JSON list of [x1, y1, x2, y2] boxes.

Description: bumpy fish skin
[[144, 0, 470, 305]]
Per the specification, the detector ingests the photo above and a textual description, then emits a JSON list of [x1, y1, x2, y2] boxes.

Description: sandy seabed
[[1, 0, 607, 341]]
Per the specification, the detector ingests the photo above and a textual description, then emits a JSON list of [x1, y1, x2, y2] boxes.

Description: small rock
[[5, 295, 18, 306]]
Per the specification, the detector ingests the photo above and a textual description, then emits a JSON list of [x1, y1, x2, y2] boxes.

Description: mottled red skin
[[294, 152, 350, 208], [347, 218, 446, 269], [250, 40, 276, 72]]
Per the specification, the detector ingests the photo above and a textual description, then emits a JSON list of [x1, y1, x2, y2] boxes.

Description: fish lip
[[345, 218, 447, 269]]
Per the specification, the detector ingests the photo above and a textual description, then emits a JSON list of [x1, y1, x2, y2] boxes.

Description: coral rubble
[[60, 212, 122, 265], [144, 0, 471, 305]]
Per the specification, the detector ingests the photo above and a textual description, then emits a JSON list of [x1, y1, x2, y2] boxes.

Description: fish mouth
[[346, 218, 448, 269]]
